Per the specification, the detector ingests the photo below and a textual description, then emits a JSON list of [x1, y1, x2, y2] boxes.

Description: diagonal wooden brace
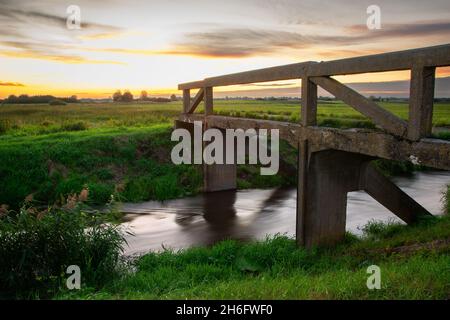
[[310, 76, 408, 138], [186, 88, 205, 114], [297, 149, 432, 247]]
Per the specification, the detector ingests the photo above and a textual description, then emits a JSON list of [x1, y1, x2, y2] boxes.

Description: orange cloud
[[0, 81, 25, 87], [437, 66, 450, 77], [0, 50, 125, 65]]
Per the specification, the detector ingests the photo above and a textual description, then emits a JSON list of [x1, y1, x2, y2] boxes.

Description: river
[[120, 171, 450, 255]]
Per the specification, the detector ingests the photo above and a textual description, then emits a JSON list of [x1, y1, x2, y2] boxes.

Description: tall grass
[[0, 192, 126, 299]]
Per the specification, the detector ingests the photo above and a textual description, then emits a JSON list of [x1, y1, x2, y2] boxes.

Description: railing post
[[204, 87, 213, 115], [408, 66, 435, 141], [297, 75, 317, 246], [301, 76, 317, 126], [183, 89, 190, 114], [296, 139, 308, 246]]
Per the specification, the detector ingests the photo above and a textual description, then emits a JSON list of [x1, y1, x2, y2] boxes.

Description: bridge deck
[[179, 114, 450, 170]]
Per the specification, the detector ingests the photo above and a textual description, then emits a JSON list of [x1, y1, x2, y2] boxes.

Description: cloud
[[0, 50, 125, 64], [167, 28, 312, 58], [0, 81, 25, 87], [0, 41, 125, 64], [0, 3, 124, 64], [316, 49, 384, 59], [164, 20, 450, 59], [346, 20, 450, 38], [215, 76, 450, 98], [0, 7, 122, 33], [250, 82, 297, 87]]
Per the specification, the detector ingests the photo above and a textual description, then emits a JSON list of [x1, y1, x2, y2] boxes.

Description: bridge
[[176, 44, 450, 248]]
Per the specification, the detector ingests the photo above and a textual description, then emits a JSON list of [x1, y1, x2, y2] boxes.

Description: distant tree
[[122, 91, 134, 102], [49, 99, 67, 106], [170, 94, 177, 101], [113, 90, 122, 102], [140, 90, 148, 101]]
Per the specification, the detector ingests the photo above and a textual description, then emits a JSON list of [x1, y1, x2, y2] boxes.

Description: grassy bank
[[0, 100, 449, 299], [0, 124, 296, 209], [57, 214, 450, 300], [0, 125, 202, 208], [0, 101, 448, 209]]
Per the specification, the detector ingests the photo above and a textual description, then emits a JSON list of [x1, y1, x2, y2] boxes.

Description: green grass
[[57, 215, 450, 300], [1, 101, 449, 136], [0, 101, 448, 209], [210, 100, 450, 129], [0, 124, 204, 209]]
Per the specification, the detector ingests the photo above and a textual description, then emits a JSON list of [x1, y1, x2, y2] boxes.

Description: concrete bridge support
[[175, 120, 236, 192], [296, 147, 432, 248], [203, 154, 237, 192], [203, 122, 237, 192]]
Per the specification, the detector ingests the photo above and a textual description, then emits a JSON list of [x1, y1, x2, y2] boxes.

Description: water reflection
[[120, 171, 450, 256]]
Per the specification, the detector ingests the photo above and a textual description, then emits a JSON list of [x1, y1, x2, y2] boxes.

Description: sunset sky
[[1, 0, 449, 98]]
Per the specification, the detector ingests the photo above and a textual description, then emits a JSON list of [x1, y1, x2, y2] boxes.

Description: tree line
[[113, 90, 178, 103], [1, 95, 78, 104]]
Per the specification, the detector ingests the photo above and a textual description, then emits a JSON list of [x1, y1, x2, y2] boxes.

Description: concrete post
[[297, 149, 432, 248], [203, 126, 237, 192], [175, 120, 237, 192]]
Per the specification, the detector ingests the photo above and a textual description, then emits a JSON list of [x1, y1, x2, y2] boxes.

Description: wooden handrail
[[178, 44, 450, 90], [178, 43, 450, 140]]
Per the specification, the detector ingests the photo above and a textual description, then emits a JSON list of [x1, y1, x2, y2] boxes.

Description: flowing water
[[120, 171, 450, 256]]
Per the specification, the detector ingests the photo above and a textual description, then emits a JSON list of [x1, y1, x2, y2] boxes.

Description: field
[[0, 100, 449, 209], [1, 100, 450, 135], [0, 100, 449, 300]]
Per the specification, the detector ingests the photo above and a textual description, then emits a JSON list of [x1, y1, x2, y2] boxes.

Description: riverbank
[[58, 212, 450, 300], [0, 124, 298, 209], [119, 171, 450, 255], [1, 100, 448, 209]]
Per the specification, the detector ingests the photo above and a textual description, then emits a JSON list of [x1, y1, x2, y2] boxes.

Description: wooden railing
[[178, 44, 450, 141]]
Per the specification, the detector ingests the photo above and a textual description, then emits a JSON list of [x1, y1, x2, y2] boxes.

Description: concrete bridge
[[176, 44, 450, 248]]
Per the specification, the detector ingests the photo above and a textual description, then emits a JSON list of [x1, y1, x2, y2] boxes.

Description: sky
[[0, 0, 449, 99]]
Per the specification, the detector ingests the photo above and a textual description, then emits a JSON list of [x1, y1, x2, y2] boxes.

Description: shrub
[[62, 121, 88, 131], [360, 219, 404, 240], [373, 159, 421, 176], [49, 99, 67, 106], [40, 120, 55, 127], [0, 196, 125, 298], [0, 119, 11, 134]]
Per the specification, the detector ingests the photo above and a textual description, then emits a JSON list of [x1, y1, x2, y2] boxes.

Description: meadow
[[1, 100, 450, 135], [0, 100, 449, 300], [0, 100, 449, 209]]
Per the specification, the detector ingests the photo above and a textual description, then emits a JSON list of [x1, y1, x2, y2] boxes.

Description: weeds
[[0, 190, 126, 299]]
